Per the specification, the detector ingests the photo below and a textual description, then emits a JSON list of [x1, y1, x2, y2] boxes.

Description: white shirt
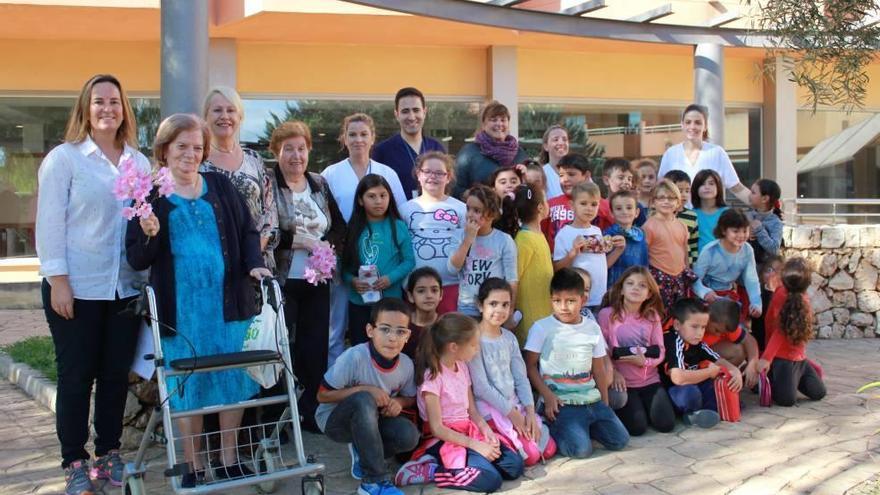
[[658, 142, 740, 191], [400, 196, 467, 285], [543, 163, 563, 199], [36, 137, 149, 300], [320, 158, 407, 222], [552, 224, 608, 307]]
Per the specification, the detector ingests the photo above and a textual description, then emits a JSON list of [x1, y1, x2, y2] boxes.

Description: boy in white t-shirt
[[552, 182, 613, 312], [524, 268, 630, 459]]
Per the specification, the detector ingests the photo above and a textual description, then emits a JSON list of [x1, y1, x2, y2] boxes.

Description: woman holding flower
[[126, 113, 271, 487], [36, 74, 149, 495], [265, 121, 345, 430]]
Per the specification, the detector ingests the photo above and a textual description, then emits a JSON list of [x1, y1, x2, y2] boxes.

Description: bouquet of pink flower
[[304, 244, 336, 286], [113, 158, 175, 220]]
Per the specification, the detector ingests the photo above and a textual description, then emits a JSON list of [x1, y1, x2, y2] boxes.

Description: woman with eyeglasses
[[399, 151, 466, 315]]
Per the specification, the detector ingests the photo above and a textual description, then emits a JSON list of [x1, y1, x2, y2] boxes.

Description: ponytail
[[755, 178, 783, 221], [779, 258, 813, 346], [415, 313, 479, 385]]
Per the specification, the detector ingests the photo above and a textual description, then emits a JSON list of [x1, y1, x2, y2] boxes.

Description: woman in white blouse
[[35, 74, 149, 494], [320, 113, 406, 367], [658, 104, 751, 206]]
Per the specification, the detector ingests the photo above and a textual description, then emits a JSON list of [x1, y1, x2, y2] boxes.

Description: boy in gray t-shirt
[[315, 298, 419, 494]]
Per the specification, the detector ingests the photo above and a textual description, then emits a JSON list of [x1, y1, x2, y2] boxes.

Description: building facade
[[0, 0, 878, 260]]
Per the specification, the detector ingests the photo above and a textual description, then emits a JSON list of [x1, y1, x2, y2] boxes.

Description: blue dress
[[161, 182, 259, 411]]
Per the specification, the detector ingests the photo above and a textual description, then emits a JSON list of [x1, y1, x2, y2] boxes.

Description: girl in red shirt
[[756, 258, 826, 406]]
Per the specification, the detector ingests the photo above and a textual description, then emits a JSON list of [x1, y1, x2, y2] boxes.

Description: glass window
[[796, 109, 879, 199], [0, 96, 159, 258], [241, 99, 482, 171], [518, 103, 762, 188]]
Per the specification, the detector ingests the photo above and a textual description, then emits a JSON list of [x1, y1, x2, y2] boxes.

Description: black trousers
[[42, 279, 140, 468], [260, 279, 330, 431], [769, 358, 826, 406], [347, 302, 373, 348], [613, 382, 676, 436]]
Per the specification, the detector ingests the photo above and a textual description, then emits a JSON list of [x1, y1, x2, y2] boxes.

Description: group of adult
[[35, 72, 749, 494]]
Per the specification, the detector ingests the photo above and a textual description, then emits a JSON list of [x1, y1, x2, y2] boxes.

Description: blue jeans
[[667, 379, 717, 414], [323, 392, 420, 483], [546, 401, 630, 459]]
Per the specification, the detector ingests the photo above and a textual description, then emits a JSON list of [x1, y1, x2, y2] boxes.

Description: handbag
[[714, 368, 741, 422], [242, 282, 283, 389], [758, 370, 772, 407]]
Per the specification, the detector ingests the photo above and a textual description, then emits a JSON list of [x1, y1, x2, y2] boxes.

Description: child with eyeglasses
[[644, 180, 695, 312], [400, 151, 467, 314], [316, 298, 420, 495]]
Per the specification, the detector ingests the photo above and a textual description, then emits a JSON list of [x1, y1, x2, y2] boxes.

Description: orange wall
[[518, 47, 693, 101], [520, 47, 763, 104], [725, 55, 763, 103], [0, 39, 159, 92], [236, 42, 487, 97]]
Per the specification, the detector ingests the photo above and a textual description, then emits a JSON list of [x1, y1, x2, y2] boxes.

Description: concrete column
[[694, 43, 725, 147], [161, 0, 209, 118], [489, 46, 519, 138], [762, 56, 798, 207], [209, 38, 237, 89]]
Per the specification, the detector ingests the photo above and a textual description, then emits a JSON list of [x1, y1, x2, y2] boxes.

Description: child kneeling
[[525, 268, 630, 458], [316, 298, 420, 495], [469, 278, 556, 465], [403, 313, 524, 492], [662, 298, 744, 428]]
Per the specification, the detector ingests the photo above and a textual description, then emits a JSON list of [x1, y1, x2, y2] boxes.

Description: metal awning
[[797, 113, 880, 174]]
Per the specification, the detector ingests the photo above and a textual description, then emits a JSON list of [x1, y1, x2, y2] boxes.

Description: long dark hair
[[496, 184, 544, 238], [691, 169, 727, 210], [341, 174, 402, 275], [778, 258, 814, 346], [415, 313, 479, 385], [754, 178, 783, 220]]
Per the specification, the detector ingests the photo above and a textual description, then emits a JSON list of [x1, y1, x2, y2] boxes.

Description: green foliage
[[0, 153, 38, 195], [519, 103, 606, 169], [2, 336, 56, 382], [748, 0, 880, 113]]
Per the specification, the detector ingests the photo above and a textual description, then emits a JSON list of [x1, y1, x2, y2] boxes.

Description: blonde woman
[[36, 74, 149, 494], [201, 86, 278, 270]]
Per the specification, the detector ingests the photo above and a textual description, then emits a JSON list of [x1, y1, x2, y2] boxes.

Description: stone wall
[[783, 225, 880, 339]]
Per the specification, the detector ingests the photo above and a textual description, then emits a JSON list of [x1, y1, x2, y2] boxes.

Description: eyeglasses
[[420, 169, 448, 178], [654, 196, 677, 202], [375, 325, 411, 339]]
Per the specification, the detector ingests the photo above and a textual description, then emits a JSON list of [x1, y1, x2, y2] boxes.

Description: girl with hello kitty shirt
[[400, 151, 467, 314]]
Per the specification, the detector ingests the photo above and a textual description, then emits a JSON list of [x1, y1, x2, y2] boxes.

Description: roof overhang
[[797, 113, 880, 174], [343, 0, 773, 47]]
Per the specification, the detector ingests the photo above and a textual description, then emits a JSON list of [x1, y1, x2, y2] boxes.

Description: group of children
[[322, 140, 827, 495]]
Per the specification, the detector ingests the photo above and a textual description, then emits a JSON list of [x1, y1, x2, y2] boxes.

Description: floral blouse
[[201, 148, 279, 269]]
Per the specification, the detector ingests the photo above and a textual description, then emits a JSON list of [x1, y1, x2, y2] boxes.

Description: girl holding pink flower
[[36, 74, 150, 494], [265, 120, 346, 432]]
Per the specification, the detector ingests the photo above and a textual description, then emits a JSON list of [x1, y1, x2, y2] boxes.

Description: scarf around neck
[[475, 131, 519, 167]]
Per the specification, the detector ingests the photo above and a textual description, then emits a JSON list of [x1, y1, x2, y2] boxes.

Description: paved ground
[[1, 311, 879, 495]]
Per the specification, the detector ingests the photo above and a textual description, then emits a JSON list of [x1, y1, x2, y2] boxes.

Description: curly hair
[[779, 257, 814, 346]]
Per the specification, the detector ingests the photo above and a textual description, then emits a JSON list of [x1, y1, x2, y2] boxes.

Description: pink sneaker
[[394, 455, 437, 486]]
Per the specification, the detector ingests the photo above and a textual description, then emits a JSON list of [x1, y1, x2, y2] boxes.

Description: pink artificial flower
[[121, 206, 137, 220]]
